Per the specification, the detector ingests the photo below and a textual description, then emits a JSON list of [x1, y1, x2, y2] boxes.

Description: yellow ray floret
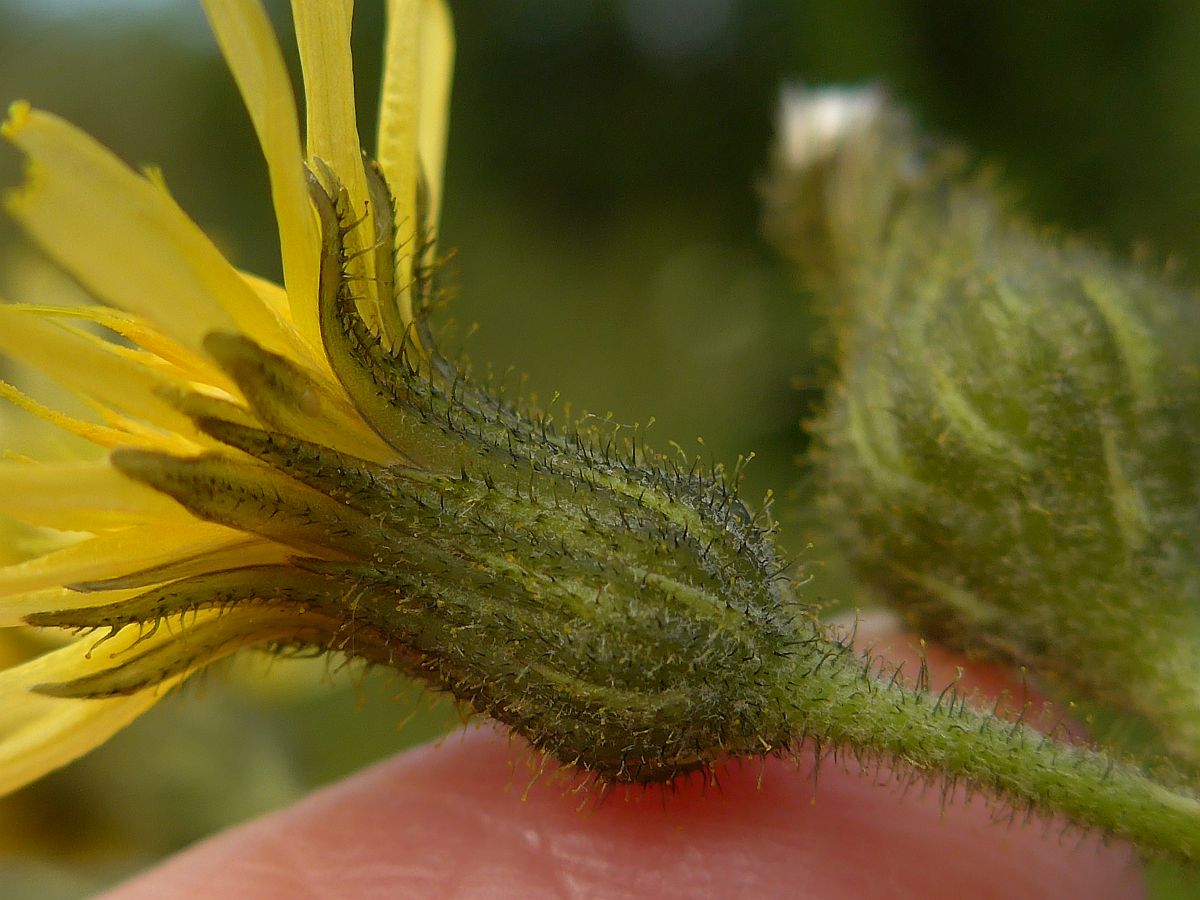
[[0, 0, 454, 799], [379, 0, 455, 328], [293, 0, 383, 336], [0, 638, 186, 798], [0, 604, 334, 795], [0, 461, 189, 531], [2, 104, 307, 365], [202, 0, 321, 351], [0, 306, 214, 444], [0, 521, 279, 601]]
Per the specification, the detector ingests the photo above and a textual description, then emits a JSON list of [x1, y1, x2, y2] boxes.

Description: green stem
[[793, 644, 1200, 863]]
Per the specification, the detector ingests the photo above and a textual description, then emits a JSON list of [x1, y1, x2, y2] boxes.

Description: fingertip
[[103, 719, 1144, 900]]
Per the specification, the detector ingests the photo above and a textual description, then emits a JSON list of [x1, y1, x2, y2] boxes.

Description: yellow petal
[[0, 520, 283, 600], [292, 0, 369, 210], [415, 0, 455, 232], [203, 0, 324, 356], [378, 0, 420, 227], [16, 305, 236, 394], [378, 0, 454, 327], [291, 0, 381, 330], [93, 409, 205, 457], [0, 539, 294, 628], [0, 634, 184, 797], [0, 461, 187, 532], [33, 605, 331, 699], [0, 380, 129, 450], [0, 585, 140, 627], [0, 604, 305, 796], [377, 0, 420, 329], [240, 269, 293, 322], [1, 104, 301, 362], [0, 306, 199, 439]]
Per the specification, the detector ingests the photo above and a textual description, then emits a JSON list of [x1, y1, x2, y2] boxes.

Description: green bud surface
[[767, 86, 1200, 772]]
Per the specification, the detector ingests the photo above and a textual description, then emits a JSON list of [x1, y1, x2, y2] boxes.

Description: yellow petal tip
[[1, 100, 31, 140], [2, 160, 41, 217]]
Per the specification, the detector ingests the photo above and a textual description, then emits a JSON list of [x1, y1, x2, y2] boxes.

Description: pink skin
[[103, 619, 1144, 899]]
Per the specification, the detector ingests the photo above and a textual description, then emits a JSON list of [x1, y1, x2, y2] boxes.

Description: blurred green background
[[1, 0, 1199, 896]]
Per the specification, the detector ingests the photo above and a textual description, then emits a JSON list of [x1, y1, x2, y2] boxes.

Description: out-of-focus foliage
[[1, 1, 1199, 896]]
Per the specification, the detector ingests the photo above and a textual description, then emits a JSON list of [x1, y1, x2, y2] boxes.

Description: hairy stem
[[784, 641, 1200, 862]]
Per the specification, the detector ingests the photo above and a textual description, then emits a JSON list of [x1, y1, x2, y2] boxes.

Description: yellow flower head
[[0, 0, 809, 791], [0, 0, 453, 796]]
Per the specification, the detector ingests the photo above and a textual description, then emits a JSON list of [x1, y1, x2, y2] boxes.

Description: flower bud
[[769, 86, 1200, 769]]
